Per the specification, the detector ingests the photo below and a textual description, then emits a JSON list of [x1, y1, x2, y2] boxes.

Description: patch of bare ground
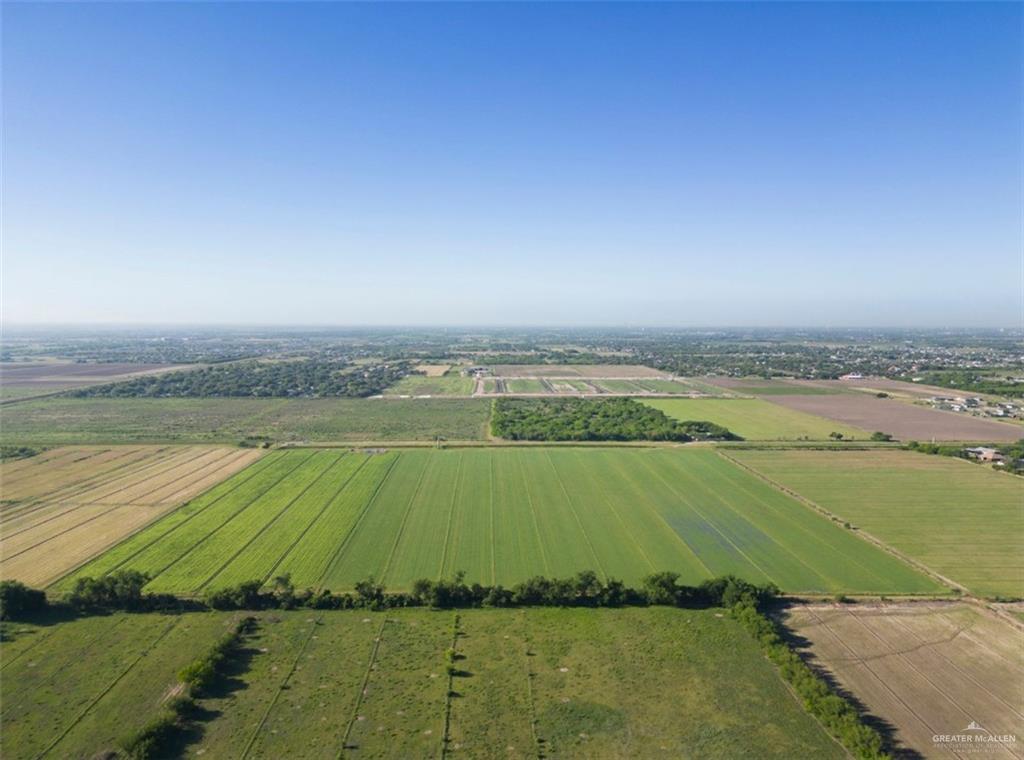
[[763, 394, 1023, 442], [783, 602, 1024, 759]]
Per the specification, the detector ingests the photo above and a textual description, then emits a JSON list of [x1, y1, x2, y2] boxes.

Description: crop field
[[762, 392, 1023, 442], [0, 607, 845, 759], [383, 373, 475, 396], [0, 445, 262, 586], [504, 378, 548, 393], [731, 449, 1024, 597], [58, 447, 940, 595], [485, 364, 665, 378], [643, 398, 866, 440], [0, 397, 491, 444], [783, 603, 1024, 759]]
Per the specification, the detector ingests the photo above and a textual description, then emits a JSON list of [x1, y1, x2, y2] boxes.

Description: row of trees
[[491, 397, 739, 442], [71, 359, 413, 398]]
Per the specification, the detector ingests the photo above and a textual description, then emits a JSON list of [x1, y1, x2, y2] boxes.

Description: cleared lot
[[762, 393, 1022, 442], [0, 445, 262, 586], [784, 603, 1024, 759]]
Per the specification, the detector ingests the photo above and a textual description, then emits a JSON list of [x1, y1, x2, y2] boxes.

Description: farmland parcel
[[0, 397, 491, 444], [731, 449, 1024, 597], [784, 603, 1024, 759], [0, 607, 845, 760], [0, 445, 262, 586], [643, 398, 866, 440], [761, 393, 1023, 442], [56, 447, 939, 595]]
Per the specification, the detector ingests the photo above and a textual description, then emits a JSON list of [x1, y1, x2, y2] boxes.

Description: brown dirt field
[[0, 361, 188, 384], [0, 445, 262, 587], [486, 364, 665, 378], [784, 603, 1024, 759], [763, 394, 1023, 442]]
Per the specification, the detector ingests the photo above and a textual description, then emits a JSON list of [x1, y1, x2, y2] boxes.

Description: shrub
[[0, 580, 47, 620]]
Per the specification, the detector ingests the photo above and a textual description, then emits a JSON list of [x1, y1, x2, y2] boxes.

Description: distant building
[[964, 447, 1004, 463], [840, 373, 864, 380]]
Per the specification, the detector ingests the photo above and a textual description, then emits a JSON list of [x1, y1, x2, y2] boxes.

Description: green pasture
[[383, 373, 475, 396], [0, 397, 491, 444], [0, 608, 844, 759]]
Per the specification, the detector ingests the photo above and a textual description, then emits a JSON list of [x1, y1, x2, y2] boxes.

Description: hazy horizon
[[3, 2, 1021, 328]]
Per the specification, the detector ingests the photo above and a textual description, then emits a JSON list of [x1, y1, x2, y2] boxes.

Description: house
[[964, 447, 1005, 463]]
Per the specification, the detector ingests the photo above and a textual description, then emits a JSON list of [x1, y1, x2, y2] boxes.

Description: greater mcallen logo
[[933, 722, 1017, 751]]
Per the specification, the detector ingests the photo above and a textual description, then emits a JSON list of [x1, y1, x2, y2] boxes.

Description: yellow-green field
[[642, 398, 867, 440], [731, 449, 1024, 598], [53, 447, 939, 595]]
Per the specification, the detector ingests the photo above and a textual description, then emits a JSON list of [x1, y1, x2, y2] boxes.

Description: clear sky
[[3, 2, 1021, 327]]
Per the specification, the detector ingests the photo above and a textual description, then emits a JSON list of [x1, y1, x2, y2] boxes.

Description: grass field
[[0, 445, 262, 586], [0, 610, 248, 760], [642, 398, 866, 440], [0, 607, 845, 759], [56, 447, 939, 595], [504, 379, 548, 393], [731, 450, 1024, 597], [0, 397, 491, 443], [383, 373, 475, 396]]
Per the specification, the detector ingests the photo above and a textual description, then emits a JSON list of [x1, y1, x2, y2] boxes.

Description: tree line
[[491, 397, 739, 442]]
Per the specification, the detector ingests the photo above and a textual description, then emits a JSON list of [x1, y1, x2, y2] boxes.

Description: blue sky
[[3, 2, 1021, 326]]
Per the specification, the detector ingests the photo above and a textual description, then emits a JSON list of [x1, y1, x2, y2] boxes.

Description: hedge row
[[730, 601, 890, 760], [119, 617, 255, 759]]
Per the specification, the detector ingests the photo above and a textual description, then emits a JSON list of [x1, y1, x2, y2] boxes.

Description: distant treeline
[[909, 370, 1024, 399], [69, 359, 412, 399], [491, 397, 739, 442], [0, 445, 41, 461]]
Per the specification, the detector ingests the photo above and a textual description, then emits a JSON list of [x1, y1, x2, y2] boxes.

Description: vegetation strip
[[195, 453, 345, 590], [259, 454, 368, 583], [440, 612, 461, 759], [339, 617, 389, 755], [238, 615, 322, 760], [316, 454, 401, 588]]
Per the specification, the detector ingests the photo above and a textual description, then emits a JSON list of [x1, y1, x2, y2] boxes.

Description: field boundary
[[716, 450, 967, 595]]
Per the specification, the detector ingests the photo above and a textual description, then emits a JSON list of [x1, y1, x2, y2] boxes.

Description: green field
[[0, 607, 844, 760], [731, 450, 1024, 598], [383, 373, 475, 396], [643, 398, 867, 440], [0, 397, 490, 444], [505, 379, 548, 393], [55, 447, 939, 595]]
